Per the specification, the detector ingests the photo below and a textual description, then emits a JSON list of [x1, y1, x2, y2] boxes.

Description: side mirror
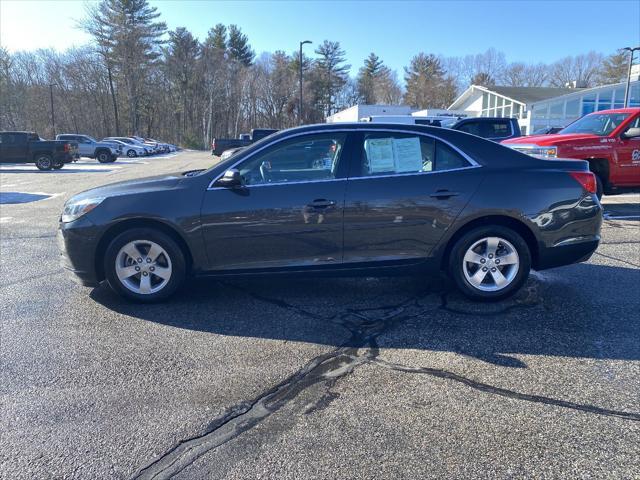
[[215, 168, 243, 187], [621, 127, 640, 139]]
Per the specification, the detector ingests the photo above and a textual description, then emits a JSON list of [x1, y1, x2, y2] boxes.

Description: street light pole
[[299, 40, 312, 125], [49, 83, 57, 137], [622, 46, 639, 108]]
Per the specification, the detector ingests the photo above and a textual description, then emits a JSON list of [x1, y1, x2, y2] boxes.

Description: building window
[[565, 98, 580, 118], [581, 93, 596, 116], [532, 103, 549, 119], [482, 93, 488, 110], [597, 89, 612, 111], [549, 102, 563, 118]]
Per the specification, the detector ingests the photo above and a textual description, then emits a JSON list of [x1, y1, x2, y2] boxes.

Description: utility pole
[[49, 83, 57, 137], [623, 46, 639, 108], [299, 40, 312, 125]]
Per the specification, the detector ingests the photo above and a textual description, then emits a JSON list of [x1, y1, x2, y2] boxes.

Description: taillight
[[569, 171, 597, 194], [64, 143, 70, 152]]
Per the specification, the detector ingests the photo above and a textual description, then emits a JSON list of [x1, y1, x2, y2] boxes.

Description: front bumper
[[58, 217, 102, 287]]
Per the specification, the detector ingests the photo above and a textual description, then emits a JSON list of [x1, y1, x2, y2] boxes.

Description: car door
[[614, 115, 640, 185], [199, 131, 354, 271], [342, 130, 483, 265]]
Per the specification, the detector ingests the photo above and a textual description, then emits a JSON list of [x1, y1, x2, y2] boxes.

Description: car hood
[[502, 133, 600, 146], [69, 173, 184, 203]]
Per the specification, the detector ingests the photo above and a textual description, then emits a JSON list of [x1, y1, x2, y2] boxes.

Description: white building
[[326, 67, 640, 135], [449, 76, 640, 134]]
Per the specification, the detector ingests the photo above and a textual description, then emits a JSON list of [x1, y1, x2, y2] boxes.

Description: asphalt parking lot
[[1, 151, 639, 479]]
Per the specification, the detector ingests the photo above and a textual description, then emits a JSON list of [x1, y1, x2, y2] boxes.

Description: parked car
[[56, 134, 120, 163], [364, 116, 521, 141], [131, 136, 164, 154], [59, 122, 601, 302], [532, 126, 564, 135], [102, 138, 148, 157], [211, 128, 278, 155], [502, 108, 640, 198], [0, 131, 77, 170]]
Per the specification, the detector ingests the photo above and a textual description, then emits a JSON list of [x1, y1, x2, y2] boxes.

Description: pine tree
[[227, 25, 254, 66], [403, 53, 445, 109], [82, 0, 166, 133], [314, 40, 350, 116], [599, 50, 630, 84], [206, 24, 227, 52], [165, 27, 200, 141]]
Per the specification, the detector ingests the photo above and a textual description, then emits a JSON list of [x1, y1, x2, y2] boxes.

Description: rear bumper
[[536, 236, 600, 270]]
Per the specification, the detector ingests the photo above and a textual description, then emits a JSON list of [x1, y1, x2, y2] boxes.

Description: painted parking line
[[0, 164, 121, 172], [0, 191, 64, 204], [603, 214, 640, 220]]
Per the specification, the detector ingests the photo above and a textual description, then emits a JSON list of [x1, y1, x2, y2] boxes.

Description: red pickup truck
[[502, 108, 640, 198]]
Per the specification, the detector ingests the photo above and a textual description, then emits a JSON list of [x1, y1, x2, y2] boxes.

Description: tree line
[[0, 0, 630, 148]]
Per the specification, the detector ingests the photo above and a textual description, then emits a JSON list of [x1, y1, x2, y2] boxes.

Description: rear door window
[[358, 132, 471, 176]]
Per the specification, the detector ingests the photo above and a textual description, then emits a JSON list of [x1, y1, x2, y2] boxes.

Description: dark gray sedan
[[58, 123, 602, 302]]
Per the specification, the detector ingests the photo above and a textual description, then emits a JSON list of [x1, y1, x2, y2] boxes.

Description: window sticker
[[365, 138, 395, 173], [393, 137, 423, 172]]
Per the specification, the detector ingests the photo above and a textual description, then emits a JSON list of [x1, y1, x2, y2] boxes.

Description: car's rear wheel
[[448, 226, 531, 301], [127, 149, 137, 158], [104, 228, 186, 302], [35, 154, 53, 171]]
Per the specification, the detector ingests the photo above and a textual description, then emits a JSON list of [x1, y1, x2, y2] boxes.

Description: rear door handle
[[307, 199, 336, 209], [430, 190, 460, 199]]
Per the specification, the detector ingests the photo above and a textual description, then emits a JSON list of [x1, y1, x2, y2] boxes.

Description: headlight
[[61, 197, 104, 223]]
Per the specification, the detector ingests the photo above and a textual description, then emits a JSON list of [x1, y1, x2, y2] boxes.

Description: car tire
[[127, 149, 137, 158], [104, 228, 186, 302], [35, 154, 53, 171], [97, 150, 111, 163], [448, 225, 531, 302]]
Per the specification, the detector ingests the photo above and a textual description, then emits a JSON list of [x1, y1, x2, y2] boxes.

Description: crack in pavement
[[594, 251, 640, 268], [372, 358, 640, 422], [131, 282, 640, 480]]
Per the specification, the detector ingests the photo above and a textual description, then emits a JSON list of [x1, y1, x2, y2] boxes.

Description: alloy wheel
[[115, 240, 172, 294], [462, 236, 520, 292]]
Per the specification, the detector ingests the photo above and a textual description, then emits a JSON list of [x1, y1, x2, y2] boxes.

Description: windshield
[[559, 113, 629, 136]]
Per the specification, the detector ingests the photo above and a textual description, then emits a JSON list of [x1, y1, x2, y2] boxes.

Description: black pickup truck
[[0, 131, 78, 170], [211, 128, 278, 156], [450, 117, 521, 141]]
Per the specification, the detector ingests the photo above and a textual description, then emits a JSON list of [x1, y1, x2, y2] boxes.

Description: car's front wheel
[[104, 228, 186, 302], [448, 226, 531, 301], [97, 150, 112, 163]]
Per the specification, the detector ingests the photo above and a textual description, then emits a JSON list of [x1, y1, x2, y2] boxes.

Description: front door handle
[[307, 199, 336, 209], [430, 190, 460, 199]]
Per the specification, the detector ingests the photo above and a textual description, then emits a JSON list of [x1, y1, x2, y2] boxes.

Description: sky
[[1, 0, 639, 76]]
